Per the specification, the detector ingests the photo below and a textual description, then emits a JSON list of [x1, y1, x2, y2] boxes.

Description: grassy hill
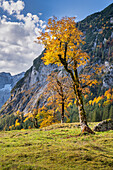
[[0, 123, 113, 170]]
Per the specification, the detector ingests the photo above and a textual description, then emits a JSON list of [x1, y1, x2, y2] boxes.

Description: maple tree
[[36, 71, 73, 127], [46, 71, 74, 123], [37, 16, 102, 133]]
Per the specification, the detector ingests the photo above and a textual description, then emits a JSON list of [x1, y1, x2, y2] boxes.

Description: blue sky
[[0, 0, 112, 75], [23, 0, 113, 21]]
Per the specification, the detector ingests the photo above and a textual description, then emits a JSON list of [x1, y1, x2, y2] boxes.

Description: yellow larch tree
[[89, 88, 113, 106]]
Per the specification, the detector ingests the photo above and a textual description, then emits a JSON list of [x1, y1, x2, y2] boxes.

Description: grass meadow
[[0, 123, 113, 170]]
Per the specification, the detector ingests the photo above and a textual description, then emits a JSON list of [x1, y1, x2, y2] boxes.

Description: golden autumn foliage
[[46, 71, 74, 107], [36, 106, 58, 128], [89, 88, 113, 106], [37, 16, 89, 68], [9, 125, 14, 129], [24, 112, 34, 120], [104, 88, 113, 105], [15, 119, 20, 127], [23, 110, 39, 128], [89, 96, 103, 105]]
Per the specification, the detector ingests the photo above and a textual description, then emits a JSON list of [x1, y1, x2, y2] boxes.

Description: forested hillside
[[78, 3, 113, 63]]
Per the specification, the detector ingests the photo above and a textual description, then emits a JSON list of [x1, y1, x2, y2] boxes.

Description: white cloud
[[38, 13, 42, 16], [0, 0, 25, 15], [0, 0, 45, 75]]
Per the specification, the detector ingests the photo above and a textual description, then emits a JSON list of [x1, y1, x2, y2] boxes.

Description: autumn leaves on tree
[[37, 71, 73, 127], [37, 16, 102, 133]]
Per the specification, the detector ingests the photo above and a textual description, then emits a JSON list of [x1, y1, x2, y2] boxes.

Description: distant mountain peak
[[0, 72, 24, 109]]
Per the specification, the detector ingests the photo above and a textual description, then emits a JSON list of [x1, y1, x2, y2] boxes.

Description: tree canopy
[[38, 16, 89, 67]]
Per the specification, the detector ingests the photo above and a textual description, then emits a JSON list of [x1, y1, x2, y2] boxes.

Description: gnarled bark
[[58, 44, 95, 134]]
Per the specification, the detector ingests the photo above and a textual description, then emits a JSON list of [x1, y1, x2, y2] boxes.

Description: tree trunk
[[58, 47, 95, 134], [61, 98, 65, 123], [56, 78, 65, 124], [73, 62, 95, 134], [77, 89, 95, 134], [34, 118, 39, 128]]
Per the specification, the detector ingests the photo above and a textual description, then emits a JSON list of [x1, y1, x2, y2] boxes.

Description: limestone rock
[[93, 119, 113, 132]]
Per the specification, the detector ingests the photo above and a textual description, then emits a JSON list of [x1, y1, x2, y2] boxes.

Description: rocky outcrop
[[103, 62, 113, 88], [93, 119, 113, 132]]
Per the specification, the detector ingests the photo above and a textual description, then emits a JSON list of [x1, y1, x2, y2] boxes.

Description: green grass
[[0, 122, 113, 170]]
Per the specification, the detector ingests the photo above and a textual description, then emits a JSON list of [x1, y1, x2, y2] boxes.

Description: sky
[[0, 0, 112, 75]]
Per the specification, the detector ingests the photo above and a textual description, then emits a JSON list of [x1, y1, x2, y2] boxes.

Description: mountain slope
[[77, 3, 113, 63], [77, 3, 113, 88], [0, 51, 57, 115], [0, 4, 113, 116], [0, 72, 24, 109]]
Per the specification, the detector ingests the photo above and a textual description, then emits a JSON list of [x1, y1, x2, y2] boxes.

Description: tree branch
[[64, 42, 67, 60], [82, 81, 92, 88]]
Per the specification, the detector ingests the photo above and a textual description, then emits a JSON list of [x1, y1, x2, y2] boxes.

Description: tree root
[[82, 125, 95, 134]]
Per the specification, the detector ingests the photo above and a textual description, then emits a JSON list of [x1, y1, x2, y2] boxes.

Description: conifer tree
[[109, 105, 113, 119]]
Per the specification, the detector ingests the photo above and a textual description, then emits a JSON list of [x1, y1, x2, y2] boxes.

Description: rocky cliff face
[[0, 52, 57, 115], [0, 72, 24, 109], [103, 62, 113, 88]]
